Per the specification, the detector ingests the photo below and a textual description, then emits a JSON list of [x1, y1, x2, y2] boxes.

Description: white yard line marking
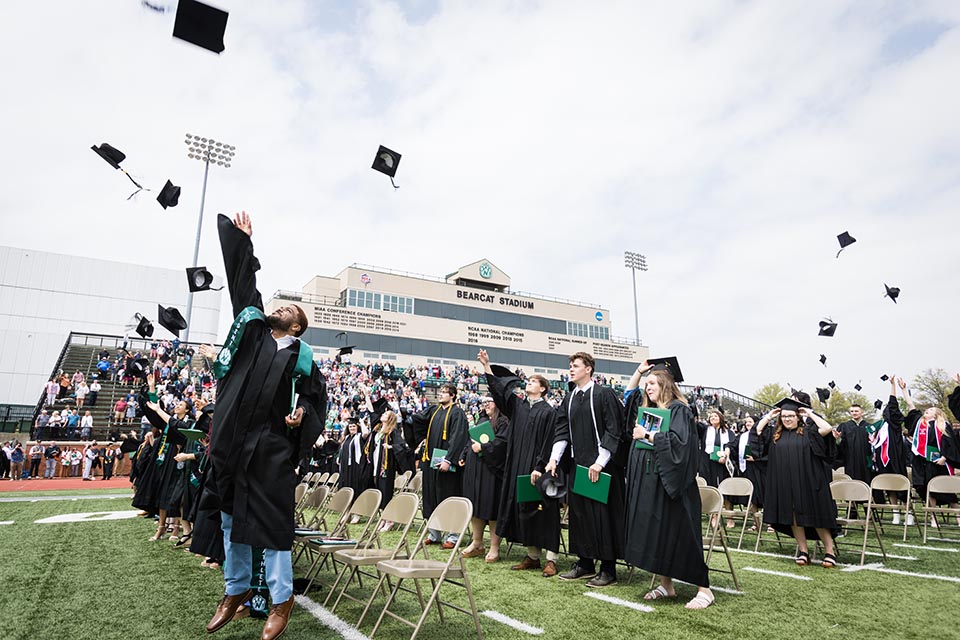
[[863, 551, 916, 561], [742, 566, 812, 581], [481, 610, 544, 635], [0, 521, 14, 525], [893, 543, 958, 553], [924, 536, 960, 543], [584, 591, 654, 613], [675, 579, 743, 595], [841, 563, 960, 584], [295, 595, 371, 640]]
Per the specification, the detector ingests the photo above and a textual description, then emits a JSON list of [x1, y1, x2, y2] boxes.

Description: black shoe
[[586, 571, 617, 588], [559, 564, 597, 581]]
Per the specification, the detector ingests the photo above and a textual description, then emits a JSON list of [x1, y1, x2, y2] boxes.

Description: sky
[[1, 0, 958, 399]]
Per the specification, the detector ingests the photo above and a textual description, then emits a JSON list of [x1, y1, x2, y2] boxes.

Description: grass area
[[0, 488, 133, 498], [2, 493, 960, 640]]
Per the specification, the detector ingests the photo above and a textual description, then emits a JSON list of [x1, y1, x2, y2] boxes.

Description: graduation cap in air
[[535, 467, 567, 502], [836, 231, 856, 258], [774, 396, 811, 412], [157, 304, 188, 336], [91, 143, 146, 198], [828, 381, 836, 389], [186, 266, 222, 292], [880, 374, 890, 382], [874, 399, 883, 411], [816, 387, 831, 404], [134, 314, 154, 339], [884, 284, 900, 304], [854, 382, 863, 392], [792, 389, 812, 406], [372, 145, 401, 189], [173, 0, 228, 54], [337, 345, 356, 357], [128, 357, 152, 380], [646, 356, 684, 383], [819, 354, 827, 366], [818, 319, 838, 337], [156, 180, 181, 209]]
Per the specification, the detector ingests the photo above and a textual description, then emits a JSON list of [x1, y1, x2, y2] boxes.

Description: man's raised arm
[[217, 210, 264, 317]]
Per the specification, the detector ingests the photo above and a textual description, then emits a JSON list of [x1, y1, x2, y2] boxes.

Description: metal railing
[[271, 290, 345, 307], [680, 385, 771, 412]]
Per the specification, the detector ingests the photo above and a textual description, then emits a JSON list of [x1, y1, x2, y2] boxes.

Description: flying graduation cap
[[884, 284, 900, 304], [372, 145, 402, 189], [816, 387, 831, 404], [836, 231, 856, 258], [173, 0, 228, 54], [157, 180, 181, 209], [134, 313, 154, 339], [337, 345, 356, 357], [157, 304, 188, 337], [874, 399, 883, 411], [854, 381, 863, 392], [186, 266, 222, 292], [828, 381, 836, 389], [880, 374, 890, 382], [819, 354, 827, 366], [91, 143, 147, 199], [818, 319, 838, 337]]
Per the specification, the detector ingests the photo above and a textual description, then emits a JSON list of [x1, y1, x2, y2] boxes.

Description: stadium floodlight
[[623, 251, 649, 344], [182, 133, 237, 343]]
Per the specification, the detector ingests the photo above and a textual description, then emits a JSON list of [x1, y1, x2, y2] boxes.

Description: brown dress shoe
[[261, 595, 295, 640], [510, 556, 542, 571], [207, 590, 252, 633], [542, 560, 558, 577]]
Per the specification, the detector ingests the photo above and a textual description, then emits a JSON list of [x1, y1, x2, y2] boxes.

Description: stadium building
[[267, 259, 648, 380]]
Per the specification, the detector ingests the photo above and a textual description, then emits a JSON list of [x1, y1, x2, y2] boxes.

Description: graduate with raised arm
[[755, 398, 839, 568], [478, 350, 562, 576], [204, 212, 327, 640], [876, 375, 911, 523], [901, 377, 959, 515], [623, 359, 714, 610]]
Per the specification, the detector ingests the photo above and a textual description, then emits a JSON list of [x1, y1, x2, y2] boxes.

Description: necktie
[[575, 390, 585, 405]]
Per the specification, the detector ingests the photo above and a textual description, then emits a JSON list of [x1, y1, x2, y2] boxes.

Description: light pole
[[183, 133, 236, 343], [623, 251, 648, 344]]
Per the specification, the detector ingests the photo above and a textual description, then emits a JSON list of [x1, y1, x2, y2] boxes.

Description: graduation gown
[[553, 383, 625, 562], [460, 414, 509, 522], [877, 397, 910, 477], [624, 394, 709, 587], [338, 432, 372, 496], [208, 214, 327, 551], [487, 372, 561, 553], [130, 438, 160, 512], [905, 409, 958, 505], [745, 426, 767, 508], [836, 419, 872, 482], [410, 403, 468, 519], [757, 424, 838, 539], [697, 423, 732, 488], [370, 429, 414, 510]]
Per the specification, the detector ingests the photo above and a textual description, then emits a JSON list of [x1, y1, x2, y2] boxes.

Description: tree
[[911, 368, 957, 415], [813, 390, 874, 426], [754, 383, 789, 408]]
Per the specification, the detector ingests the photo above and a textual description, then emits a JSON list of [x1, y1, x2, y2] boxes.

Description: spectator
[[88, 378, 101, 407], [75, 380, 89, 409], [65, 409, 80, 440], [102, 445, 116, 480], [34, 410, 50, 440], [114, 398, 128, 426], [125, 397, 139, 425], [80, 411, 94, 440], [0, 441, 11, 479], [48, 411, 63, 439], [72, 369, 85, 388], [59, 448, 72, 477], [10, 442, 25, 480], [96, 357, 111, 378], [28, 442, 44, 479], [58, 372, 71, 399], [44, 378, 59, 407], [70, 448, 82, 477], [43, 442, 60, 479]]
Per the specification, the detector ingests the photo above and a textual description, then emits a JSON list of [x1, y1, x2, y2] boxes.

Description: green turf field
[[2, 493, 959, 640]]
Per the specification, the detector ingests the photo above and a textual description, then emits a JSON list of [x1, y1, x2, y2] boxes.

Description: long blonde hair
[[380, 410, 398, 437], [640, 370, 688, 409]]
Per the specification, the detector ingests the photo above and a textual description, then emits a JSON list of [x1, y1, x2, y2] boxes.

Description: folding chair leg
[[461, 567, 485, 640], [323, 561, 350, 608], [410, 576, 447, 640], [369, 576, 403, 639], [429, 577, 445, 623], [357, 571, 388, 628], [329, 566, 359, 613]]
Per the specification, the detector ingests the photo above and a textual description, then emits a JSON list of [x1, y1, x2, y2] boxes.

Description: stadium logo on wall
[[479, 262, 493, 279], [360, 273, 372, 285], [595, 311, 603, 322]]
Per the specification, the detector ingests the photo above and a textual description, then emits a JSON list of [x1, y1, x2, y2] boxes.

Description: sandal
[[643, 585, 676, 601], [484, 553, 500, 564], [684, 591, 715, 610], [821, 553, 838, 568], [795, 551, 810, 566]]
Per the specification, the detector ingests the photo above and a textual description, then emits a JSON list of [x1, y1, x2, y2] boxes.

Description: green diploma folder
[[469, 421, 495, 445], [634, 407, 671, 450], [709, 446, 723, 462], [516, 475, 542, 503], [572, 464, 611, 504], [179, 428, 205, 442], [430, 448, 456, 472]]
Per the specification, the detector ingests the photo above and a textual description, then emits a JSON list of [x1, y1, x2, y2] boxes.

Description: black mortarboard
[[128, 357, 151, 380], [854, 382, 863, 392], [828, 381, 836, 389], [816, 387, 831, 404], [535, 468, 567, 502], [92, 142, 145, 197], [157, 180, 181, 209], [884, 284, 900, 304], [819, 354, 827, 366], [836, 231, 856, 258], [173, 0, 228, 54], [372, 145, 401, 189], [157, 304, 188, 336], [775, 397, 811, 412], [372, 396, 390, 416], [488, 364, 516, 379], [338, 345, 356, 357], [880, 374, 889, 382], [646, 356, 684, 383], [135, 314, 154, 339], [793, 390, 812, 406], [874, 399, 883, 411], [819, 320, 838, 337], [186, 266, 222, 292]]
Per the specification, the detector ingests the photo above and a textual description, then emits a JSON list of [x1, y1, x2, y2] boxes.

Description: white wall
[[0, 246, 222, 405]]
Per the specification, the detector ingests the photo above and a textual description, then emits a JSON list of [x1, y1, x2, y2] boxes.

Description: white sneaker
[[906, 513, 915, 526], [892, 511, 901, 525]]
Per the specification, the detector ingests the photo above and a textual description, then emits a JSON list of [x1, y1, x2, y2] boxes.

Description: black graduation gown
[[745, 426, 767, 508], [696, 422, 731, 488], [836, 419, 872, 482], [460, 414, 509, 522], [553, 384, 625, 562], [155, 416, 191, 515], [624, 395, 709, 587], [757, 424, 838, 539], [487, 372, 560, 553], [726, 432, 749, 507], [338, 433, 373, 497], [208, 214, 327, 551], [131, 439, 160, 512], [410, 404, 468, 519], [905, 409, 958, 505], [371, 430, 413, 510], [319, 439, 340, 474], [192, 456, 225, 564], [878, 396, 910, 476]]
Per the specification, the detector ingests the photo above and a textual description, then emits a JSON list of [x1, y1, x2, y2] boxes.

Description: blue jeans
[[221, 512, 293, 603]]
